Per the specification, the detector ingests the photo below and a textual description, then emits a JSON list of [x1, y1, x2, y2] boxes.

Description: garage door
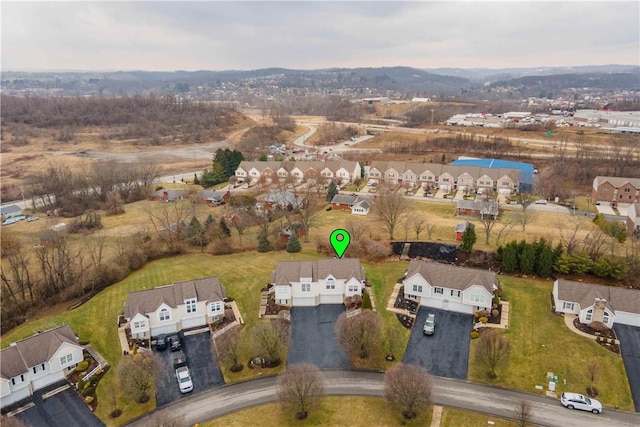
[[444, 301, 474, 314], [615, 311, 640, 327], [292, 296, 316, 307], [32, 371, 64, 391], [152, 324, 178, 337], [3, 386, 31, 407], [181, 316, 206, 330], [320, 294, 343, 304], [421, 297, 445, 309]]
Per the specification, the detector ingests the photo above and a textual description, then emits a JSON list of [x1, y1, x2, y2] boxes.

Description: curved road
[[127, 371, 639, 427]]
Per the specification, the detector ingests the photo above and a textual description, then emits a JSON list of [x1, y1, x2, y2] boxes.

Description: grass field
[[440, 407, 516, 427], [202, 396, 433, 427], [467, 276, 634, 412]]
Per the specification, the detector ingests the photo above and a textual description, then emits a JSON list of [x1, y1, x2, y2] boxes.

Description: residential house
[[626, 203, 640, 236], [262, 191, 303, 210], [235, 161, 361, 186], [123, 277, 228, 339], [0, 204, 22, 219], [271, 258, 366, 306], [150, 189, 188, 202], [197, 190, 230, 205], [552, 279, 640, 328], [456, 200, 499, 220], [1, 325, 84, 409], [403, 260, 497, 314], [330, 194, 371, 215], [280, 222, 305, 242], [592, 176, 640, 207]]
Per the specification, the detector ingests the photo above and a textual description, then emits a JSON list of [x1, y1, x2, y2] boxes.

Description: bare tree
[[106, 190, 125, 215], [477, 199, 500, 245], [475, 330, 510, 378], [556, 217, 586, 255], [514, 193, 536, 232], [409, 214, 426, 240], [84, 234, 108, 293], [277, 363, 325, 420], [384, 363, 433, 419], [297, 190, 322, 242], [425, 223, 438, 240], [334, 310, 382, 359], [252, 320, 289, 366], [374, 186, 410, 240], [495, 223, 515, 246], [117, 352, 161, 403], [587, 357, 599, 397], [345, 219, 369, 246], [146, 201, 190, 254], [513, 400, 533, 427], [215, 327, 244, 372], [35, 233, 87, 298]]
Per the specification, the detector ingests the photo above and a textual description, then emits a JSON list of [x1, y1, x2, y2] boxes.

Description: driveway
[[154, 330, 224, 407], [614, 324, 640, 412], [13, 382, 104, 427], [403, 307, 473, 380], [287, 305, 349, 369]]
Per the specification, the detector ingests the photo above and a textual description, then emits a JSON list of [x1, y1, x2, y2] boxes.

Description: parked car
[[535, 199, 548, 205], [560, 392, 602, 414], [175, 366, 193, 393], [167, 334, 182, 351], [423, 313, 436, 335], [155, 334, 168, 351]]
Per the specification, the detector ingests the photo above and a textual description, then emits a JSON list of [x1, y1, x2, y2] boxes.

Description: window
[[210, 301, 222, 313], [434, 287, 443, 295], [185, 298, 197, 313], [326, 278, 335, 290], [451, 290, 461, 297], [412, 284, 423, 293], [133, 321, 146, 329], [470, 294, 486, 303], [585, 309, 593, 322], [302, 283, 311, 292], [11, 375, 25, 386], [159, 309, 171, 321], [562, 302, 575, 311], [603, 311, 610, 324], [33, 363, 46, 374], [60, 354, 73, 366], [348, 285, 359, 293]]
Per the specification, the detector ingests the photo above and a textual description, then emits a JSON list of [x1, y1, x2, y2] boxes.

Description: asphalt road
[[126, 371, 640, 427], [403, 308, 473, 379], [614, 324, 640, 412]]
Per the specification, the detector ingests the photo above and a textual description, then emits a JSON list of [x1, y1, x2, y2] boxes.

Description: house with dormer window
[[271, 258, 366, 306], [123, 276, 228, 339], [1, 325, 83, 409], [403, 260, 498, 314]]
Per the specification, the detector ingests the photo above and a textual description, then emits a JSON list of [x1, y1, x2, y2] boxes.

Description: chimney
[[591, 297, 607, 324]]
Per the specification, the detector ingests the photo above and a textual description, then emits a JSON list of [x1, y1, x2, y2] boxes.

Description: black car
[[167, 334, 182, 351], [155, 334, 168, 351]]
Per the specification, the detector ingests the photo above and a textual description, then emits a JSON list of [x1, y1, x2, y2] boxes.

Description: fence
[[347, 308, 362, 319], [82, 364, 102, 383], [211, 320, 239, 340]]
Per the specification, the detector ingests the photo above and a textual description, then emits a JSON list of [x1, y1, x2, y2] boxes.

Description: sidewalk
[[474, 301, 510, 330], [386, 283, 417, 319], [563, 314, 620, 344]]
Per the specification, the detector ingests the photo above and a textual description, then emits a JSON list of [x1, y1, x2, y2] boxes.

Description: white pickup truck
[[174, 353, 193, 393]]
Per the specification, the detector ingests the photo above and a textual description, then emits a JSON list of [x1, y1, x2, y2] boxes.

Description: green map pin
[[330, 229, 351, 258]]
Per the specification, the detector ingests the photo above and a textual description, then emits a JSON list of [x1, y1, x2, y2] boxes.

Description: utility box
[[548, 381, 556, 392]]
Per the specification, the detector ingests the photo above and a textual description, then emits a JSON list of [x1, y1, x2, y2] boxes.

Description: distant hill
[[488, 72, 640, 91], [427, 65, 640, 82]]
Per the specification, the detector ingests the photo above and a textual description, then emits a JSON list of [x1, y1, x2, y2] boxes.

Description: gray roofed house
[[553, 279, 640, 327], [403, 260, 498, 314], [124, 276, 228, 339], [456, 199, 499, 219], [0, 204, 22, 218], [262, 191, 303, 210], [330, 194, 372, 215], [1, 325, 84, 409], [270, 258, 366, 307]]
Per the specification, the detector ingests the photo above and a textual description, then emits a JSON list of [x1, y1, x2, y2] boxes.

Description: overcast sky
[[2, 1, 639, 71]]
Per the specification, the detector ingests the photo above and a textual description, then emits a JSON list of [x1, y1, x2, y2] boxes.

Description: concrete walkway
[[563, 314, 620, 344], [364, 286, 377, 311], [475, 301, 510, 330], [430, 405, 443, 427], [385, 283, 418, 318]]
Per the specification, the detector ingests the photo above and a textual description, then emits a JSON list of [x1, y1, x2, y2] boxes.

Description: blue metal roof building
[[452, 158, 534, 192]]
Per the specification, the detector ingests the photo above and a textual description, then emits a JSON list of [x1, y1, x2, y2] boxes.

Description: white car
[[560, 392, 602, 414], [423, 313, 436, 335], [535, 199, 548, 205], [175, 366, 193, 393]]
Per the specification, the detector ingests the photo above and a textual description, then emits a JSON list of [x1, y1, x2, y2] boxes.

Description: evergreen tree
[[459, 224, 476, 253], [326, 181, 339, 202], [257, 234, 273, 253], [535, 243, 555, 277], [500, 242, 519, 273], [286, 232, 302, 253], [554, 253, 571, 274], [204, 214, 215, 231], [519, 243, 536, 274], [193, 173, 200, 185], [219, 218, 231, 237], [186, 216, 207, 249]]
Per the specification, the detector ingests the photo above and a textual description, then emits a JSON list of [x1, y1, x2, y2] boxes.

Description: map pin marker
[[330, 229, 351, 259]]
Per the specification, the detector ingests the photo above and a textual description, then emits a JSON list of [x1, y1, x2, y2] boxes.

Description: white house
[[552, 279, 640, 328], [124, 277, 228, 339], [403, 260, 498, 314], [1, 325, 84, 409], [271, 258, 366, 306]]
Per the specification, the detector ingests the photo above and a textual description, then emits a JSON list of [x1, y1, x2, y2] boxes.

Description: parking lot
[[288, 305, 349, 370], [403, 307, 473, 380], [613, 324, 640, 412], [13, 382, 104, 427], [154, 330, 224, 407]]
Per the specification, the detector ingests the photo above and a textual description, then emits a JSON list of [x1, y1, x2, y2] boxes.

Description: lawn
[[467, 276, 634, 412], [440, 407, 516, 427], [202, 396, 432, 427]]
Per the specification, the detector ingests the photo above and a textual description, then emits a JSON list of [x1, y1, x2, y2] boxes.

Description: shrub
[[325, 206, 332, 211], [479, 317, 489, 324], [77, 379, 86, 390], [76, 360, 90, 372], [474, 312, 481, 319], [85, 396, 94, 404], [491, 309, 499, 318], [362, 292, 373, 310], [470, 331, 480, 339]]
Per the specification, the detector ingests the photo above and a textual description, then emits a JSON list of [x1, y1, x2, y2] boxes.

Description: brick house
[[592, 176, 640, 207]]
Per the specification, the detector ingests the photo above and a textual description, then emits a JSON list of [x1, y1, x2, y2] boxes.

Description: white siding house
[[552, 279, 640, 327], [403, 260, 498, 314], [1, 325, 84, 409], [124, 277, 228, 339], [271, 258, 366, 307]]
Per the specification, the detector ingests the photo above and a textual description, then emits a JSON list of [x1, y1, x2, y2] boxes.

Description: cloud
[[2, 1, 638, 71]]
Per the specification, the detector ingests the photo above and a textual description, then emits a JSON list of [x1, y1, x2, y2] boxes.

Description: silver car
[[423, 313, 435, 335]]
